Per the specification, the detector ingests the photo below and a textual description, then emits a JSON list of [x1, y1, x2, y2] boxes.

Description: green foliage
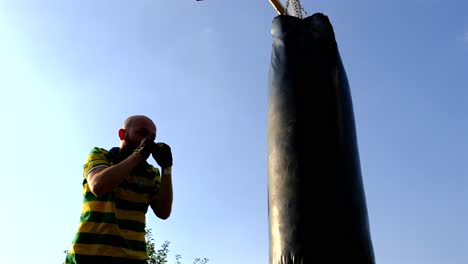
[[193, 257, 209, 264], [175, 254, 182, 264], [145, 227, 209, 264], [146, 228, 170, 264], [64, 228, 209, 263]]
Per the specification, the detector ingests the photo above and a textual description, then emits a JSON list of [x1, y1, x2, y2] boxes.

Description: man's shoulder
[[88, 147, 110, 155], [84, 147, 112, 162]]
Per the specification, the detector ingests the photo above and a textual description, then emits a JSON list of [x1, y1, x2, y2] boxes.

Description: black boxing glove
[[134, 138, 155, 161], [152, 142, 173, 168]]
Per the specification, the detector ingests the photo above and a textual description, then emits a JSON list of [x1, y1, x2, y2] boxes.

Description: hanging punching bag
[[267, 13, 376, 264]]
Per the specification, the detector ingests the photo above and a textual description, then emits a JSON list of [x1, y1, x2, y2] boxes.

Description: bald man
[[65, 115, 173, 264]]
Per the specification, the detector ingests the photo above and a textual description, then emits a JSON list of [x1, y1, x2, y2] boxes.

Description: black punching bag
[[267, 14, 376, 264]]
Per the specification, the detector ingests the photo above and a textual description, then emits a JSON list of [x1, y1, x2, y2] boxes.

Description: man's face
[[123, 118, 157, 150]]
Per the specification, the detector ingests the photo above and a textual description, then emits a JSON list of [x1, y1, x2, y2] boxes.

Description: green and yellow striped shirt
[[65, 147, 161, 264]]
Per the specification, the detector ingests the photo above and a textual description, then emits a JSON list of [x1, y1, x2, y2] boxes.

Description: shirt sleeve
[[83, 147, 111, 179]]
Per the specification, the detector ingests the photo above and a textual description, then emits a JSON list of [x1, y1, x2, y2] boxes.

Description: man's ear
[[118, 128, 126, 140]]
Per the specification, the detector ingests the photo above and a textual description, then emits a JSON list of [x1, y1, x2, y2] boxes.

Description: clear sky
[[0, 0, 466, 263]]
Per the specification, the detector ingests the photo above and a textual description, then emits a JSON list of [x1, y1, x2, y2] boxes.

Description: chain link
[[301, 5, 308, 17], [293, 0, 302, 18], [285, 0, 308, 18]]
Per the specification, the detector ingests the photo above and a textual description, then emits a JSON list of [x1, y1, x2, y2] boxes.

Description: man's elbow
[[86, 168, 110, 197], [159, 214, 170, 220], [88, 181, 108, 197], [156, 210, 171, 220], [154, 206, 172, 220]]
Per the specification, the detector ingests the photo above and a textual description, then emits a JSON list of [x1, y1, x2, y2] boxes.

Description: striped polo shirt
[[65, 147, 161, 264]]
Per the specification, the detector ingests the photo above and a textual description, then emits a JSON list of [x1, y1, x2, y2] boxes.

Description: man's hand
[[152, 143, 173, 168], [134, 138, 155, 161]]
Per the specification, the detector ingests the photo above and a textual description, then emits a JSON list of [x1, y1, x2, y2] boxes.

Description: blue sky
[[0, 0, 466, 263]]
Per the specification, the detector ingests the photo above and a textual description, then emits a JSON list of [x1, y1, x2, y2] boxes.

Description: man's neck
[[118, 147, 134, 160]]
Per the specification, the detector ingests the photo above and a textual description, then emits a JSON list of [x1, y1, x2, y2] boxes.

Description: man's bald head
[[123, 115, 155, 129], [119, 115, 157, 150]]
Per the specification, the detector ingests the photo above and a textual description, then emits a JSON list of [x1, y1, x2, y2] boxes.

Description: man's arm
[[87, 138, 154, 197], [87, 152, 142, 197], [150, 142, 174, 219], [151, 167, 173, 219]]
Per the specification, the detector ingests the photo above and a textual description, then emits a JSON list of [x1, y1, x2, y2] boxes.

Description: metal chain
[[301, 5, 308, 17], [293, 0, 301, 18], [285, 0, 308, 18], [293, 0, 303, 18]]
